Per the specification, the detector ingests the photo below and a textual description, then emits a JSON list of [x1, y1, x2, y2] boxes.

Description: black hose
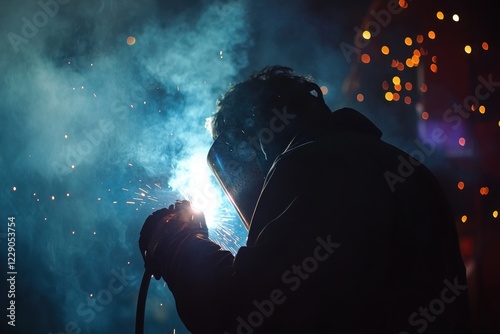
[[135, 270, 152, 334]]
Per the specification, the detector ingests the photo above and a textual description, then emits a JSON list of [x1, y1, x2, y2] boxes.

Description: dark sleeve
[[156, 231, 237, 333]]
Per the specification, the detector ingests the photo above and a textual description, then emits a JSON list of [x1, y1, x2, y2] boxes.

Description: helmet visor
[[207, 129, 266, 230]]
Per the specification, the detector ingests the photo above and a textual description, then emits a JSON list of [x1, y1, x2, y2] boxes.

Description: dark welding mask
[[207, 128, 270, 231]]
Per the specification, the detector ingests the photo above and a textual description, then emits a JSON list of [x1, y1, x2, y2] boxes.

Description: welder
[[138, 65, 472, 333]]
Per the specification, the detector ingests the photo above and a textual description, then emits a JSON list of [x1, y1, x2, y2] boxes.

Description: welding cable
[[135, 270, 152, 334]]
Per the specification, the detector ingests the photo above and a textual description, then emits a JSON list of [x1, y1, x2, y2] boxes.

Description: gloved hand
[[139, 200, 208, 279]]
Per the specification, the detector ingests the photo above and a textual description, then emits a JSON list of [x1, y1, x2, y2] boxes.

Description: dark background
[[0, 0, 499, 333]]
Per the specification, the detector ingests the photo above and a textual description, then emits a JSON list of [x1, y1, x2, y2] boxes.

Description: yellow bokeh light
[[493, 211, 499, 219], [464, 45, 472, 54], [453, 14, 460, 22], [385, 92, 394, 101], [479, 105, 486, 114], [461, 215, 467, 223], [406, 58, 414, 67], [363, 30, 371, 39], [381, 46, 390, 55], [428, 31, 436, 39], [404, 37, 413, 46], [392, 76, 401, 85], [127, 36, 136, 45], [436, 11, 444, 20]]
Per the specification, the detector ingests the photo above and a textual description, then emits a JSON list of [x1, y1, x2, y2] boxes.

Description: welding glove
[[139, 200, 208, 279]]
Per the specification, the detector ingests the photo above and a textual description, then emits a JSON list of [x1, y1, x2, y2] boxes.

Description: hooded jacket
[[157, 107, 472, 334]]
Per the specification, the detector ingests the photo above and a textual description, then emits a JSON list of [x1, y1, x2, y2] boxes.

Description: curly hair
[[209, 65, 330, 140]]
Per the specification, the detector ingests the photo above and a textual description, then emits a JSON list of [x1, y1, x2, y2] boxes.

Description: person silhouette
[[139, 65, 472, 333]]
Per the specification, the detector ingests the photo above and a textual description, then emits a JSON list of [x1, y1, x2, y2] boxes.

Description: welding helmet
[[207, 128, 269, 230], [206, 66, 329, 231]]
